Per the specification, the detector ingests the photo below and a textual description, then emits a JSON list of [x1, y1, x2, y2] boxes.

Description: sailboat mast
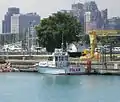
[[62, 32, 64, 51]]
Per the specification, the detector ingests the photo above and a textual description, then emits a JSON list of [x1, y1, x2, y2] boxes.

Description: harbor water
[[0, 73, 120, 102]]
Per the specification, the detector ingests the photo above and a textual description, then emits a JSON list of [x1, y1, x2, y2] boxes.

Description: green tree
[[36, 12, 83, 52]]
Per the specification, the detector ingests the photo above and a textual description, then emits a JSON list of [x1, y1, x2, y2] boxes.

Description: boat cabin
[[47, 49, 69, 68]]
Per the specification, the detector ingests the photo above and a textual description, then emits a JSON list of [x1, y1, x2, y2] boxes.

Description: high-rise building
[[71, 1, 106, 31], [71, 3, 85, 25], [84, 1, 98, 12], [84, 12, 97, 33], [84, 1, 103, 29], [11, 13, 40, 41], [72, 3, 84, 10], [101, 9, 108, 29], [2, 7, 20, 33], [84, 12, 91, 33], [64, 1, 109, 31]]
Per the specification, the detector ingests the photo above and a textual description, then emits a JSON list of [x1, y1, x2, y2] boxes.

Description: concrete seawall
[[1, 54, 120, 73], [5, 59, 120, 70], [0, 56, 119, 74]]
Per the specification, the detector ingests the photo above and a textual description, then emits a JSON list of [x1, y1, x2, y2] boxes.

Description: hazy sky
[[0, 0, 120, 32]]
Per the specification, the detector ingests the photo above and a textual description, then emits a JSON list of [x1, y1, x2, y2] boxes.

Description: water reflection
[[37, 75, 83, 102], [37, 75, 120, 102], [39, 75, 82, 86]]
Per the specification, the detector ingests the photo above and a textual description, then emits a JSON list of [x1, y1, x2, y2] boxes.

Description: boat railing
[[47, 60, 57, 66]]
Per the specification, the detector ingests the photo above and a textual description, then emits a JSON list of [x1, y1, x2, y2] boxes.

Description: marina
[[1, 1, 120, 102], [0, 30, 119, 75]]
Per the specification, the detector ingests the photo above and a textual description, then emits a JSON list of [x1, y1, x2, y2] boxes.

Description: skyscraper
[[2, 7, 20, 33], [101, 9, 108, 29], [71, 1, 106, 31], [84, 1, 98, 12], [11, 13, 40, 41], [84, 1, 102, 29], [84, 12, 97, 33], [71, 3, 85, 25]]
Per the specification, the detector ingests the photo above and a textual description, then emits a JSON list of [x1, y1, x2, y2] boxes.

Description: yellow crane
[[80, 31, 98, 60], [80, 30, 120, 60], [80, 29, 120, 61], [79, 30, 120, 73]]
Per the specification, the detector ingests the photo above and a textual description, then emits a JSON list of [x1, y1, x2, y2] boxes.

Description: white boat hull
[[37, 67, 65, 75], [37, 66, 86, 75]]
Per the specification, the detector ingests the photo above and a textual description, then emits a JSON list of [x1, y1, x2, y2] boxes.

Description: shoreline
[[3, 71, 120, 76], [0, 59, 119, 75]]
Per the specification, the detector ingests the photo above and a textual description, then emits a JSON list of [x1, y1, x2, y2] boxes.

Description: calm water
[[0, 73, 120, 102]]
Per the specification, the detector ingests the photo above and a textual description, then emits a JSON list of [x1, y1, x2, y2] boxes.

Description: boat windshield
[[48, 57, 53, 61], [55, 55, 68, 61]]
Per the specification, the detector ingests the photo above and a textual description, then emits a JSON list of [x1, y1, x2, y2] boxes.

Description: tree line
[[35, 12, 84, 52]]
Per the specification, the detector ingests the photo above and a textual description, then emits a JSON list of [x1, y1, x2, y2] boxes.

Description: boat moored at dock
[[36, 49, 86, 75]]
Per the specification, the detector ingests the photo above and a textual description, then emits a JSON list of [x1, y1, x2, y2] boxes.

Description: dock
[[1, 59, 119, 75], [19, 68, 38, 72]]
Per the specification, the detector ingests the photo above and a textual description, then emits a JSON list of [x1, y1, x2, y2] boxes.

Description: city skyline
[[0, 0, 120, 32]]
